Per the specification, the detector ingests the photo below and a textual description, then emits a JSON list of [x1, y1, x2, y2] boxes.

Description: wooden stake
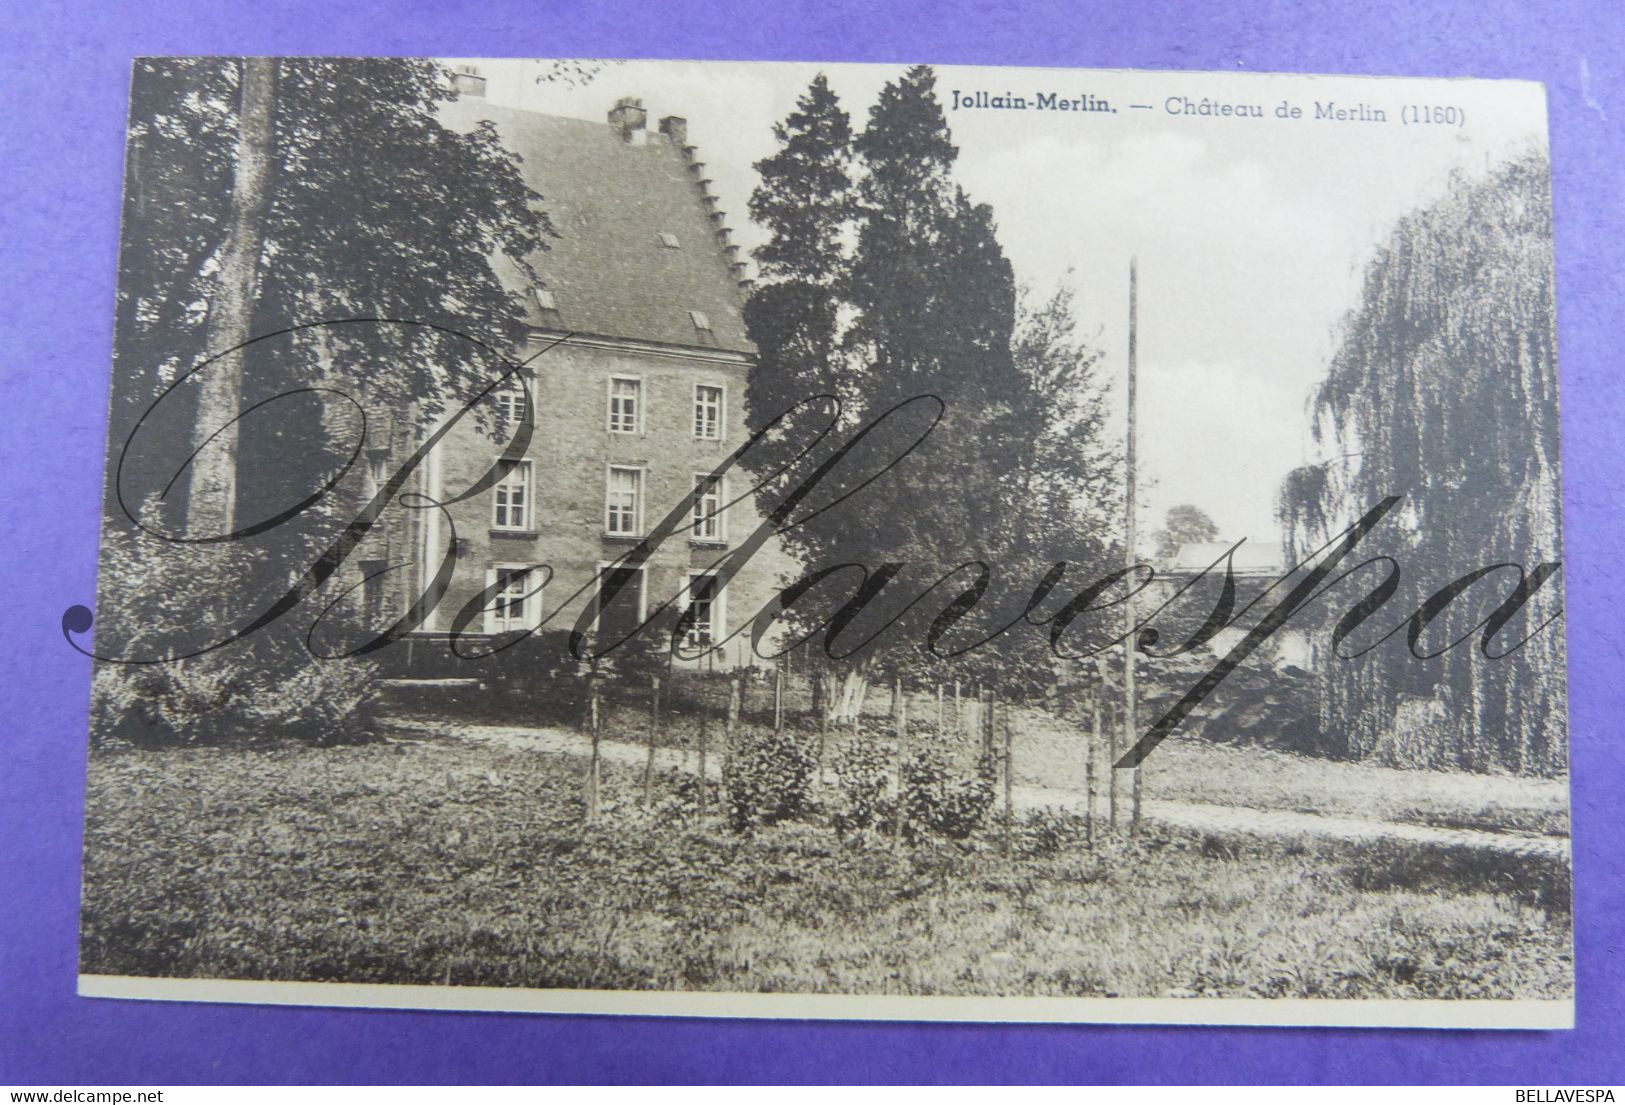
[[773, 659, 784, 733], [643, 674, 660, 808], [818, 677, 830, 785], [587, 675, 602, 822], [1108, 699, 1120, 833], [725, 670, 740, 770], [999, 692, 1012, 857], [893, 676, 907, 846], [1087, 698, 1099, 845], [936, 683, 945, 733], [697, 681, 709, 824]]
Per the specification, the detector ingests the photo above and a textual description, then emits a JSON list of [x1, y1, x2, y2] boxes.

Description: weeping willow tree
[[1278, 152, 1565, 776]]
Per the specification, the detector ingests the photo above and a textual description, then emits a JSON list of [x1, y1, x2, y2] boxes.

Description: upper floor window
[[364, 453, 392, 500], [494, 381, 527, 427], [485, 564, 542, 634], [689, 310, 712, 332], [608, 376, 641, 433], [658, 231, 681, 248], [605, 466, 643, 536], [533, 287, 557, 311], [493, 459, 532, 530], [694, 384, 724, 440], [692, 473, 726, 543]]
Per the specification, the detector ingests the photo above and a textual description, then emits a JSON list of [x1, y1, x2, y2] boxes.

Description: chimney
[[608, 96, 647, 141], [451, 65, 486, 98], [658, 115, 688, 147]]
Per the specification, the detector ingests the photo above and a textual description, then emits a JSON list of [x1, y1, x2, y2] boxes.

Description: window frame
[[491, 457, 533, 531], [604, 464, 645, 537], [483, 562, 544, 634], [693, 382, 726, 441], [682, 570, 726, 649], [691, 472, 727, 544], [606, 375, 642, 434], [493, 380, 529, 428]]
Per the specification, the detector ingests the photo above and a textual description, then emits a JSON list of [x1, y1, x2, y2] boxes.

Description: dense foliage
[[743, 67, 1122, 699], [1277, 154, 1565, 775]]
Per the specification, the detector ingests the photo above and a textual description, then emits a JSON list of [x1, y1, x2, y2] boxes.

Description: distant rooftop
[[1168, 540, 1285, 576], [438, 91, 754, 355]]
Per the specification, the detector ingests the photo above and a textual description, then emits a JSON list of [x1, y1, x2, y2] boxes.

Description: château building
[[364, 75, 785, 670]]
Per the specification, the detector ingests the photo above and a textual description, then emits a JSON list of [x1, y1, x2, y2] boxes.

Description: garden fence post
[[893, 676, 907, 846], [725, 669, 740, 770], [587, 675, 602, 823], [774, 660, 784, 733], [644, 674, 660, 809], [936, 683, 944, 733], [1108, 699, 1120, 834], [698, 680, 709, 825], [818, 679, 830, 785], [999, 692, 1012, 858], [1132, 740, 1143, 838], [1087, 697, 1099, 846]]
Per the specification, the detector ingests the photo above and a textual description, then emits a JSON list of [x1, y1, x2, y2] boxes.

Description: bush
[[89, 527, 380, 746], [832, 733, 892, 835], [901, 748, 997, 841], [722, 727, 814, 832]]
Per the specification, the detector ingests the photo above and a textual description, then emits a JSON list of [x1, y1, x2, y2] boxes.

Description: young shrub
[[901, 748, 997, 841], [831, 733, 892, 835], [89, 528, 381, 746], [722, 726, 815, 832]]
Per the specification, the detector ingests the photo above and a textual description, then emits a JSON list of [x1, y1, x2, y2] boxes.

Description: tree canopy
[[1277, 153, 1564, 775], [742, 67, 1121, 692]]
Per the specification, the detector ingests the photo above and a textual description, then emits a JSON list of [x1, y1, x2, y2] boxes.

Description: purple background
[[3, 0, 1622, 1085]]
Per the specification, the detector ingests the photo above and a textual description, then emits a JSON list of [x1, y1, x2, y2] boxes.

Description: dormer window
[[689, 310, 711, 332], [658, 231, 681, 249], [534, 287, 557, 311]]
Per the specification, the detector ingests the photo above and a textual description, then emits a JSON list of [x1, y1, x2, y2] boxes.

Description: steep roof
[[438, 95, 754, 355]]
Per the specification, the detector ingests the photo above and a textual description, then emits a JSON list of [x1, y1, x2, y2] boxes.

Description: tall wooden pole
[[1125, 257, 1143, 837]]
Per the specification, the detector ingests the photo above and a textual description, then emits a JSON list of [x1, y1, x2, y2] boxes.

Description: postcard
[[74, 57, 1570, 1027]]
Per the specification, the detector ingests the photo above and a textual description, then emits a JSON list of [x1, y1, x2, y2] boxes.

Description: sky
[[444, 58, 1548, 550]]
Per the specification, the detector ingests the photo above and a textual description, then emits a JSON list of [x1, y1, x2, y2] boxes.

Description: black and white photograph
[[74, 57, 1571, 1027]]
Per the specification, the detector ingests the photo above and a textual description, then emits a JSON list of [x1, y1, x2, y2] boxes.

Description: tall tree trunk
[[829, 666, 871, 724], [187, 57, 277, 537]]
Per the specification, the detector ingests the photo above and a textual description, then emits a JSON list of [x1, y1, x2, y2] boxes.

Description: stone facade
[[374, 88, 787, 670]]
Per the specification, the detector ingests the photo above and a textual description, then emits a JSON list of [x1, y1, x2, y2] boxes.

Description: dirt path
[[384, 717, 1570, 862]]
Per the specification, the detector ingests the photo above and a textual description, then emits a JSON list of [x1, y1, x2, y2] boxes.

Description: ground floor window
[[682, 571, 724, 650], [484, 564, 542, 633]]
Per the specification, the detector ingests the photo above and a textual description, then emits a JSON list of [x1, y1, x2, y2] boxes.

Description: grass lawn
[[80, 733, 1572, 999]]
